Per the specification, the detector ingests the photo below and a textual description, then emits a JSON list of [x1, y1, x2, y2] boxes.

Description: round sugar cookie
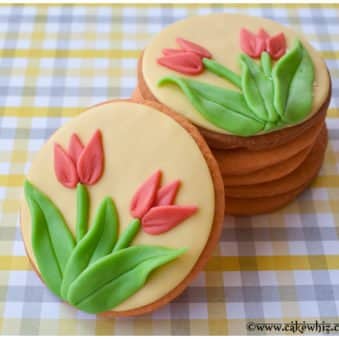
[[224, 125, 327, 199], [214, 121, 323, 176], [132, 86, 143, 101], [225, 183, 307, 216], [138, 13, 331, 149], [222, 145, 312, 186], [20, 99, 224, 317]]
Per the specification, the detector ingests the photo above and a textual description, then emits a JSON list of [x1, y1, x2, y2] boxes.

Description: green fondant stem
[[112, 219, 141, 252], [261, 52, 272, 77], [61, 196, 119, 300], [202, 58, 242, 88], [75, 183, 89, 242], [240, 53, 279, 123]]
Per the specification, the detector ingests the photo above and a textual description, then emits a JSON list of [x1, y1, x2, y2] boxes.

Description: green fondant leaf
[[112, 219, 141, 252], [61, 197, 118, 299], [24, 180, 75, 297], [185, 78, 260, 120], [264, 121, 276, 131], [67, 245, 185, 313], [272, 40, 314, 123], [202, 58, 241, 88], [75, 183, 89, 242], [240, 54, 279, 123], [261, 52, 272, 77], [158, 76, 265, 136]]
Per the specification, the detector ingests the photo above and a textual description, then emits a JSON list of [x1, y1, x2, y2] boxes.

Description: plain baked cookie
[[224, 126, 328, 198], [214, 122, 324, 176], [20, 99, 224, 317], [224, 126, 328, 215], [222, 146, 312, 186], [225, 183, 311, 216]]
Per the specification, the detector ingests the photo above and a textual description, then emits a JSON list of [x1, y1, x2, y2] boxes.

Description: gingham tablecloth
[[1, 3, 339, 335]]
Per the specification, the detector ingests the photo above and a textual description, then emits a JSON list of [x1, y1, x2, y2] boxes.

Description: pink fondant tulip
[[157, 51, 204, 75], [266, 32, 286, 60], [130, 170, 162, 219], [157, 38, 212, 75], [142, 205, 198, 235], [77, 130, 104, 185], [129, 170, 198, 235], [54, 130, 104, 188], [240, 28, 286, 59], [68, 134, 84, 164], [54, 144, 79, 189], [240, 28, 266, 58], [176, 37, 212, 59], [162, 48, 185, 56], [257, 28, 270, 41], [155, 180, 181, 206]]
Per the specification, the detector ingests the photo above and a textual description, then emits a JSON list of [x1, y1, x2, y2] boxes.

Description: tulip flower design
[[157, 37, 212, 75], [176, 37, 212, 59], [158, 30, 286, 78], [158, 28, 313, 136], [266, 32, 287, 60], [25, 125, 196, 313], [240, 28, 286, 60], [54, 130, 104, 188], [130, 170, 198, 235]]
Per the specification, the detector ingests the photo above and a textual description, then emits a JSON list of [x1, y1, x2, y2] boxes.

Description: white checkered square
[[227, 302, 246, 319], [189, 303, 208, 319]]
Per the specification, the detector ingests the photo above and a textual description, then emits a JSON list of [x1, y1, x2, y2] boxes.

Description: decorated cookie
[[138, 13, 331, 149], [134, 13, 330, 216], [20, 99, 224, 316]]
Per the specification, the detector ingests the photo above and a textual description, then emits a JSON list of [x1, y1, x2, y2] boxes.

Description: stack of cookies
[[19, 12, 332, 317], [211, 108, 328, 215], [134, 13, 331, 215]]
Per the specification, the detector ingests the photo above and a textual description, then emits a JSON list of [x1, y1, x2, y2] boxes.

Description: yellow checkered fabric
[[1, 3, 339, 335]]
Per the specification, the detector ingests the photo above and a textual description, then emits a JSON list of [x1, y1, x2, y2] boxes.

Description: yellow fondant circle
[[21, 101, 215, 311]]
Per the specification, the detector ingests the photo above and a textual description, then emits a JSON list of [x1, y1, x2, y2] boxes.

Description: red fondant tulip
[[129, 170, 198, 235], [176, 37, 212, 59], [142, 205, 198, 235], [158, 37, 212, 75], [68, 134, 84, 164], [155, 180, 181, 206], [54, 144, 79, 189], [162, 48, 185, 56], [157, 52, 203, 75], [240, 28, 266, 58], [240, 27, 286, 59], [130, 170, 162, 219], [77, 130, 104, 185], [54, 130, 104, 188], [266, 32, 286, 60], [257, 28, 270, 41]]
